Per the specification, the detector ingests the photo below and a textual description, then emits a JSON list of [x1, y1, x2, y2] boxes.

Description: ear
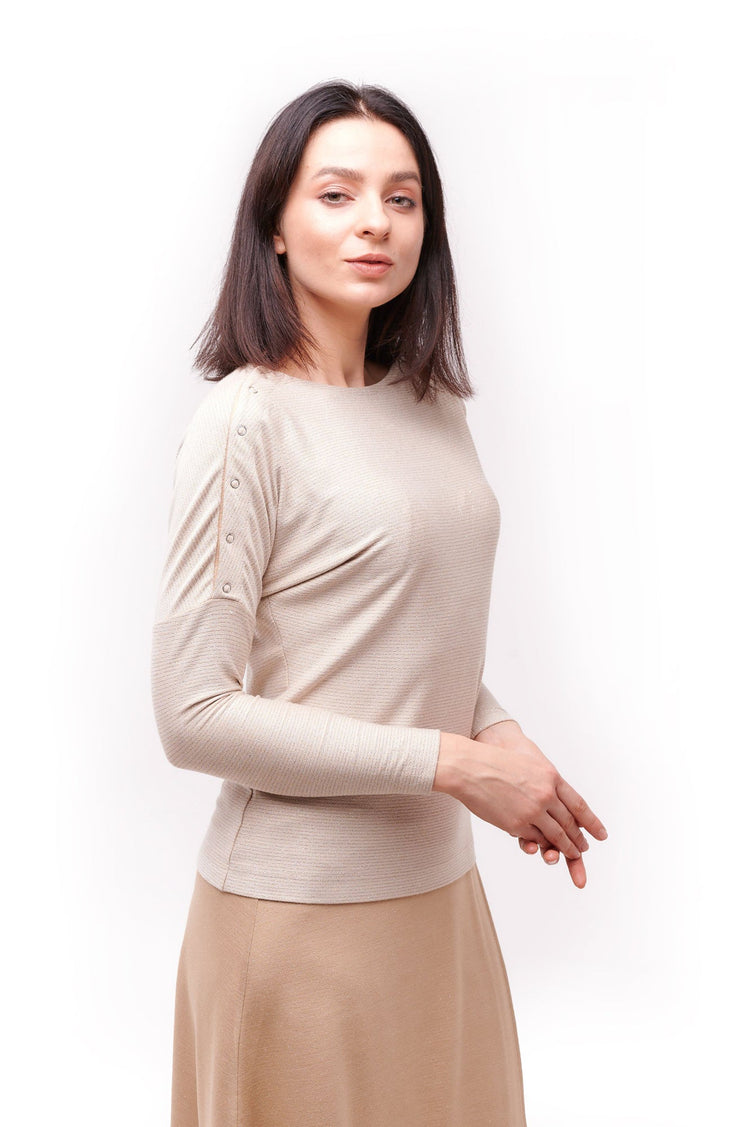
[[272, 231, 286, 256]]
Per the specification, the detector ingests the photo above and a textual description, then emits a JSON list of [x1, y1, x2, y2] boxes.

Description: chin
[[327, 288, 397, 313]]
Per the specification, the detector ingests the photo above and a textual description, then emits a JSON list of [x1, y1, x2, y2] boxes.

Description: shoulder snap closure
[[211, 374, 271, 606]]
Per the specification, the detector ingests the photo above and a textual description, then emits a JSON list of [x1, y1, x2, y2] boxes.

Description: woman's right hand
[[433, 724, 608, 888]]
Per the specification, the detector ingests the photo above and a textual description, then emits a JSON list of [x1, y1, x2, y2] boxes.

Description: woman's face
[[273, 116, 425, 318]]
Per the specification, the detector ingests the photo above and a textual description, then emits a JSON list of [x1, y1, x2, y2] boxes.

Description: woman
[[151, 79, 607, 1126]]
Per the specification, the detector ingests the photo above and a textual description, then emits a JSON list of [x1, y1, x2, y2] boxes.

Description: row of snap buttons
[[220, 383, 257, 597]]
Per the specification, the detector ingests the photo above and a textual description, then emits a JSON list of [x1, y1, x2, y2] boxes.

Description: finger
[[565, 852, 587, 889], [528, 835, 559, 864], [520, 829, 561, 865], [522, 828, 562, 867], [519, 835, 558, 865], [546, 797, 590, 854], [520, 829, 557, 854], [533, 814, 583, 862], [555, 779, 608, 841], [526, 843, 558, 863]]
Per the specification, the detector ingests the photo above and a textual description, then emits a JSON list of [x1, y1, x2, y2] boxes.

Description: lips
[[346, 254, 393, 265]]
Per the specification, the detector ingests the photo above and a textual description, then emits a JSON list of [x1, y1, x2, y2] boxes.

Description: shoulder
[[428, 384, 470, 426], [178, 366, 267, 444], [175, 366, 277, 470]]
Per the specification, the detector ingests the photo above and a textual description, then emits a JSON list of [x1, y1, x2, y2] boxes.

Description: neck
[[285, 286, 372, 387]]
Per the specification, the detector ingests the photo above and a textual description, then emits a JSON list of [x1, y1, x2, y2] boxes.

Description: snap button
[[230, 477, 239, 488], [237, 424, 247, 436], [225, 532, 234, 543], [222, 582, 231, 593]]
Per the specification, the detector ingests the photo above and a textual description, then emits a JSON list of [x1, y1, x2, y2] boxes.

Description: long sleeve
[[150, 374, 442, 798], [470, 681, 514, 738], [457, 398, 514, 740]]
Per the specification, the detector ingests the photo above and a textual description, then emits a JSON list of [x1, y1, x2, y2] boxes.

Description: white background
[[3, 2, 747, 1124]]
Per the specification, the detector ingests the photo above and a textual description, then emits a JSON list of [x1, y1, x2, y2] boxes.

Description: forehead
[[297, 117, 419, 179]]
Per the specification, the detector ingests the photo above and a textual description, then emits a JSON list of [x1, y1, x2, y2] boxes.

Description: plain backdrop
[[2, 2, 747, 1124]]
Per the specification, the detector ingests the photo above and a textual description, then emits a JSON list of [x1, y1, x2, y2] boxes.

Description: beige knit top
[[150, 359, 513, 903]]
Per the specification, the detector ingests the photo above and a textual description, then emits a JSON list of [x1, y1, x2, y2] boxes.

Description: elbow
[[151, 691, 208, 774], [160, 734, 193, 773], [151, 685, 245, 780], [153, 708, 196, 772], [151, 614, 250, 778]]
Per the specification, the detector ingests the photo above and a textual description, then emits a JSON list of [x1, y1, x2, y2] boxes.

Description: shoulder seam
[[152, 593, 253, 630], [211, 378, 252, 591]]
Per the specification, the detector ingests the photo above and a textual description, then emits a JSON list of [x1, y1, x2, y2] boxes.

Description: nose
[[354, 192, 391, 239]]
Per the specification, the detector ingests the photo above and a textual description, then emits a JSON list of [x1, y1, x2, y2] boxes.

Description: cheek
[[400, 233, 424, 277], [399, 216, 424, 258], [290, 202, 343, 251]]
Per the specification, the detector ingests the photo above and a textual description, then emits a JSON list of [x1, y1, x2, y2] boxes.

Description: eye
[[319, 191, 350, 204], [319, 190, 418, 209]]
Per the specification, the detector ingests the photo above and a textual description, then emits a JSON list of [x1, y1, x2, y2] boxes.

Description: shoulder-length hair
[[194, 79, 475, 403]]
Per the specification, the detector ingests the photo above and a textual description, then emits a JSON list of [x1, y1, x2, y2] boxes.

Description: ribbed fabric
[[150, 359, 513, 902]]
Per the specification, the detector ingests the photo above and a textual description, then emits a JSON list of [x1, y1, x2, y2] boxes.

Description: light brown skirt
[[171, 864, 527, 1126]]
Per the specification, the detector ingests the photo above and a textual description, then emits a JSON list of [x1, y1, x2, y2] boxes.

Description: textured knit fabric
[[150, 359, 513, 902], [170, 865, 528, 1126]]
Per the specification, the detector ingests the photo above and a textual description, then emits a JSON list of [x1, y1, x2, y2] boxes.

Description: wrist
[[475, 718, 523, 743], [433, 732, 467, 796]]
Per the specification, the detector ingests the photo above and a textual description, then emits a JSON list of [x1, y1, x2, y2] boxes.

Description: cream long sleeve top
[[150, 359, 513, 903]]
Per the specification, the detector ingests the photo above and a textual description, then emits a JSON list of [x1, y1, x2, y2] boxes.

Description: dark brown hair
[[193, 79, 474, 402]]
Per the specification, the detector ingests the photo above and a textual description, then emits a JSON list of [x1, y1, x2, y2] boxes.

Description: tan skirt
[[171, 864, 527, 1126]]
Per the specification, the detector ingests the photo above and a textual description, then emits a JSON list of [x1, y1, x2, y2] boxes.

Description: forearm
[[152, 598, 441, 798]]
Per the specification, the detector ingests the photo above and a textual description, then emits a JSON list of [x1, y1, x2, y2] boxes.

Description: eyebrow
[[312, 165, 422, 187]]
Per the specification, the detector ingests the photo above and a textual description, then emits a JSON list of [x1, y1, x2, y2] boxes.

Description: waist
[[195, 782, 476, 903]]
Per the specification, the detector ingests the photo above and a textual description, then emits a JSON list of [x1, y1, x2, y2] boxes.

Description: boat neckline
[[250, 359, 400, 392]]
